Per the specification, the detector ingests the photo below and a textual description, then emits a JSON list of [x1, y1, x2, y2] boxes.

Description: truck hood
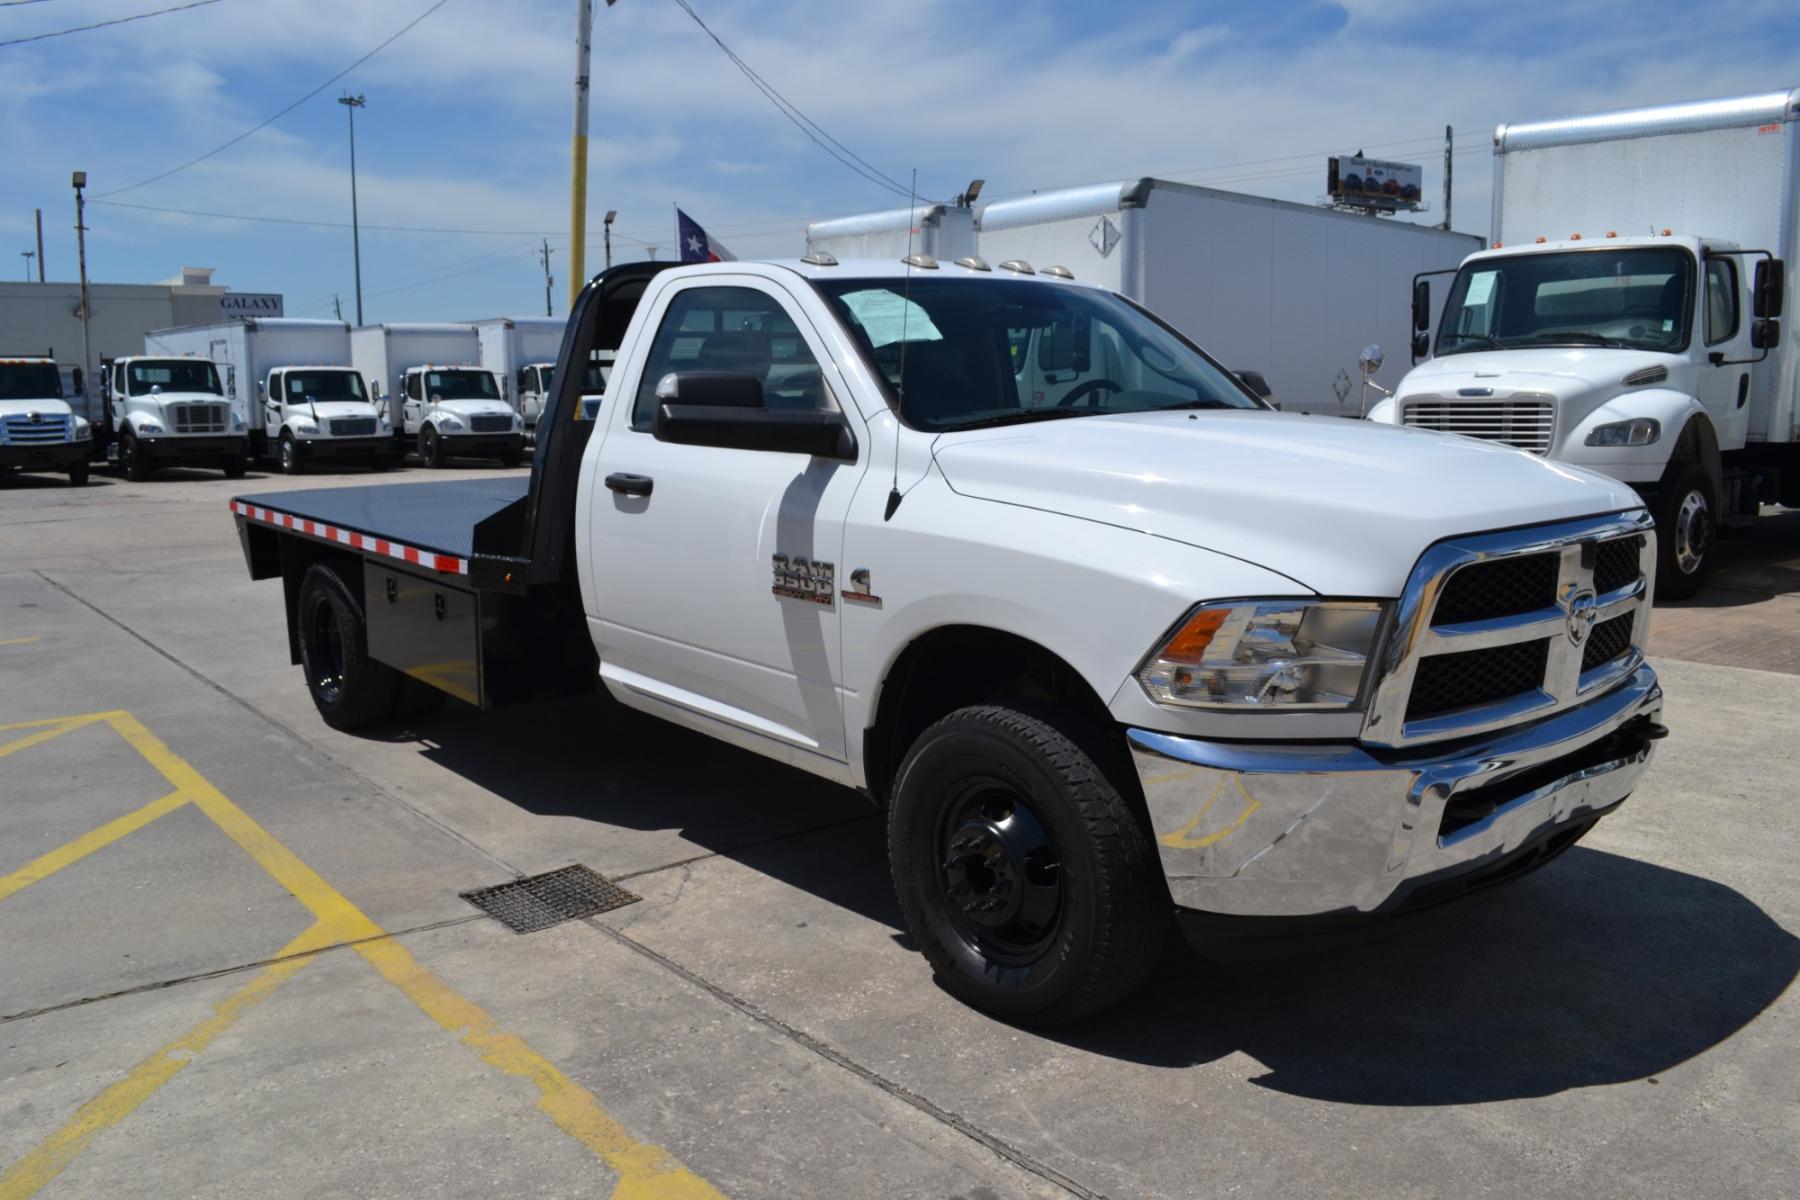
[[431, 399, 512, 418], [930, 410, 1642, 597], [294, 400, 381, 421], [1399, 347, 1690, 400], [139, 391, 229, 407], [0, 398, 74, 419]]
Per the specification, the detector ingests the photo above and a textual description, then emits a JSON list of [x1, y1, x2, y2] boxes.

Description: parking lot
[[3, 464, 1798, 1200]]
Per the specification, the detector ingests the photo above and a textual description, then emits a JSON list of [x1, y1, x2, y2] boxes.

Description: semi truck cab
[[1373, 235, 1785, 596], [262, 365, 395, 474], [391, 365, 523, 468], [106, 355, 249, 481], [0, 356, 92, 486]]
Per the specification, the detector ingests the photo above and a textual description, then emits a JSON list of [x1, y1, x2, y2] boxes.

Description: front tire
[[223, 454, 247, 479], [296, 562, 398, 730], [420, 425, 446, 468], [1655, 462, 1714, 600], [279, 433, 304, 475], [119, 431, 149, 482], [67, 459, 89, 486], [888, 704, 1167, 1026]]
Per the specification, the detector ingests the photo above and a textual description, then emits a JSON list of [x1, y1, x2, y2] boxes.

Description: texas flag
[[676, 207, 736, 263]]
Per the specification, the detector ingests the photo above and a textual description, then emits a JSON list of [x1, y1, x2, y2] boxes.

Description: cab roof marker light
[[1040, 265, 1075, 280], [800, 251, 838, 267], [953, 256, 991, 272], [1662, 228, 1673, 236], [1535, 236, 1548, 243], [1606, 230, 1618, 238], [901, 253, 939, 269], [1570, 232, 1582, 240], [998, 259, 1036, 275]]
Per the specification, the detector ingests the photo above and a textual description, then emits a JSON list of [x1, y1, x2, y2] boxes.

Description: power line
[[0, 0, 224, 48], [88, 196, 669, 242], [97, 0, 450, 196], [665, 0, 917, 201]]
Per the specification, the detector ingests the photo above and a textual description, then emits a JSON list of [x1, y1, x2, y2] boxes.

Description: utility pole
[[1442, 125, 1453, 230], [72, 172, 94, 422], [568, 0, 594, 308], [537, 238, 555, 316], [339, 92, 367, 325], [603, 209, 617, 270], [20, 251, 32, 281], [333, 294, 343, 320], [34, 209, 45, 281]]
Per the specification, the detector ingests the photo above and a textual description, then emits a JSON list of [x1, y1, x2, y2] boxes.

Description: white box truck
[[473, 317, 566, 427], [0, 355, 93, 485], [1370, 87, 1798, 597], [351, 323, 524, 468], [146, 318, 393, 471], [974, 179, 1482, 414], [806, 203, 977, 263]]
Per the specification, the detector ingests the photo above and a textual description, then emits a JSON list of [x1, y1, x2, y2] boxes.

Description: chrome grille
[[171, 403, 228, 434], [469, 414, 512, 433], [2, 413, 71, 444], [329, 416, 378, 437], [1401, 394, 1555, 454], [1364, 511, 1655, 747]]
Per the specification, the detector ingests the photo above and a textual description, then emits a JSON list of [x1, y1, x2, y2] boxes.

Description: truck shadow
[[404, 692, 1796, 1107]]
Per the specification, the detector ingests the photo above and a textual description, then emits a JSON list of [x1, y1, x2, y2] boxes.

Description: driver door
[[402, 372, 425, 433], [1696, 253, 1754, 450], [263, 370, 284, 439]]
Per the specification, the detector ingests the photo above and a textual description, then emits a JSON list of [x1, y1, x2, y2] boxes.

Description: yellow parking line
[[0, 713, 110, 761], [0, 790, 190, 903], [0, 922, 337, 1200], [1, 710, 726, 1200], [0, 637, 39, 647]]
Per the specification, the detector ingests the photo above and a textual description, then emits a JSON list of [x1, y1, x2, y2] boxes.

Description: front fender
[[1366, 397, 1398, 424], [1554, 387, 1702, 482]]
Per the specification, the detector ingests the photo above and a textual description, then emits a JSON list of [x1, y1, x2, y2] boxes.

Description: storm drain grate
[[460, 864, 640, 933]]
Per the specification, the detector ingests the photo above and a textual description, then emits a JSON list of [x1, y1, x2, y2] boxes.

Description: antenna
[[884, 169, 917, 522]]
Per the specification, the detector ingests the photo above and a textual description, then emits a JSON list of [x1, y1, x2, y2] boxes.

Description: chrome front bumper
[[1128, 665, 1662, 919]]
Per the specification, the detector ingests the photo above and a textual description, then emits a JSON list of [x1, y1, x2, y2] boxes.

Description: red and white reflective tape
[[230, 499, 469, 575]]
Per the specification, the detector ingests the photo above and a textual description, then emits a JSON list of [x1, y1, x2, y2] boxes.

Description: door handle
[[605, 472, 653, 497]]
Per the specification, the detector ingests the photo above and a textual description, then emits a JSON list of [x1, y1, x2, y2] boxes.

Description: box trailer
[[805, 203, 977, 263], [1372, 86, 1799, 596], [974, 179, 1482, 414], [473, 317, 566, 413], [146, 318, 352, 457]]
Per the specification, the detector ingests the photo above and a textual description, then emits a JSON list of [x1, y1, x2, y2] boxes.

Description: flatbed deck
[[231, 475, 528, 576]]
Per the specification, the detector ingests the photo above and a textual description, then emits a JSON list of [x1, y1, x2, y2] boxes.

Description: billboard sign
[[1328, 156, 1424, 211], [220, 291, 284, 318]]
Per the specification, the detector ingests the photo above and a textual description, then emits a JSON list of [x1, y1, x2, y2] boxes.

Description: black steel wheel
[[420, 425, 446, 468], [1655, 462, 1714, 601], [296, 562, 397, 730], [119, 431, 149, 482], [888, 704, 1167, 1026]]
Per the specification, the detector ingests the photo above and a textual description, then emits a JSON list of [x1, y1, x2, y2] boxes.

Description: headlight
[[232, 413, 246, 431], [293, 419, 319, 435], [75, 420, 92, 440], [137, 421, 163, 434], [1137, 600, 1385, 710], [1585, 417, 1660, 447], [512, 412, 524, 430], [437, 415, 465, 431]]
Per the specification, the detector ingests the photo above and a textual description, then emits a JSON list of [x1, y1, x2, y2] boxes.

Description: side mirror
[[653, 371, 853, 459], [1359, 345, 1384, 378], [1753, 258, 1785, 318], [1752, 318, 1780, 350], [1411, 279, 1430, 331], [71, 367, 84, 395], [1411, 330, 1430, 360]]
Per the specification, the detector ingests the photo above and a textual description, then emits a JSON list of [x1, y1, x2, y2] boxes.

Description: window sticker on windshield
[[1663, 319, 1674, 331], [1464, 271, 1497, 306], [838, 289, 943, 348]]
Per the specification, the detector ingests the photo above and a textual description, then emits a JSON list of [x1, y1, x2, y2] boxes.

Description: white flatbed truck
[[234, 259, 1667, 1024]]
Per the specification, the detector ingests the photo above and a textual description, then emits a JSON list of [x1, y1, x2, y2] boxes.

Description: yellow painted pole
[[568, 0, 593, 310]]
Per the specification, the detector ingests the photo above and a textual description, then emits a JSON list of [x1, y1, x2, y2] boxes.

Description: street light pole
[[20, 251, 32, 281], [603, 209, 617, 270], [338, 92, 367, 325], [72, 171, 94, 426], [568, 0, 593, 308]]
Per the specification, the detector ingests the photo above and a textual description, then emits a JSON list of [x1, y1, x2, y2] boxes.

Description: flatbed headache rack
[[230, 262, 677, 711]]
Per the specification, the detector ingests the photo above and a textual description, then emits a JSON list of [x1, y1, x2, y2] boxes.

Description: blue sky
[[2, 0, 1795, 322]]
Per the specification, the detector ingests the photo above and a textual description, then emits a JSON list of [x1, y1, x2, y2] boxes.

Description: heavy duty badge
[[772, 554, 834, 605]]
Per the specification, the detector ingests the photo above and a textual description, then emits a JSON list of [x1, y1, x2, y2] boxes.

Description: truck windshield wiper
[[1440, 331, 1505, 350], [943, 407, 1093, 431], [1523, 330, 1623, 347]]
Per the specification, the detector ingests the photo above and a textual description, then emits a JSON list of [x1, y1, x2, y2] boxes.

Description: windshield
[[1436, 248, 1694, 356], [0, 362, 64, 401], [424, 369, 499, 400], [129, 360, 223, 395], [285, 370, 367, 403], [814, 278, 1259, 430]]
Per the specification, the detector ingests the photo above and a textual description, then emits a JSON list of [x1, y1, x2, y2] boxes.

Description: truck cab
[[519, 352, 611, 435], [107, 355, 249, 481], [0, 356, 92, 486], [393, 365, 523, 468], [262, 365, 395, 474], [1372, 234, 1783, 595]]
